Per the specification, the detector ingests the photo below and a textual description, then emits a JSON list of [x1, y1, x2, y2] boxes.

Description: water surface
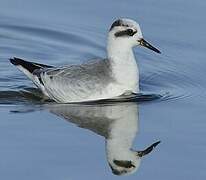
[[0, 0, 206, 179]]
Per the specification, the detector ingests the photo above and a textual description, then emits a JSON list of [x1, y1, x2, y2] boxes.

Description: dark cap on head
[[110, 19, 122, 31]]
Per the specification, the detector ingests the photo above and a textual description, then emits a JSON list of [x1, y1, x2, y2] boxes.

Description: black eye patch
[[113, 160, 135, 168], [114, 29, 137, 37]]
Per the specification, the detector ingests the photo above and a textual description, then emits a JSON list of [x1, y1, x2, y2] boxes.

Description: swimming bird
[[48, 102, 160, 175], [10, 18, 161, 103]]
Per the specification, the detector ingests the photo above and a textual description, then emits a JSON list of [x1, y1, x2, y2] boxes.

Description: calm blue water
[[0, 0, 206, 179]]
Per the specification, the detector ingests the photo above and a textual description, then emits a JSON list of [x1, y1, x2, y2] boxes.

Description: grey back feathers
[[39, 59, 114, 102], [9, 57, 114, 102]]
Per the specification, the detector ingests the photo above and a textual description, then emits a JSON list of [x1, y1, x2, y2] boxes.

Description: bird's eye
[[127, 29, 135, 36], [114, 29, 137, 37], [113, 160, 135, 168]]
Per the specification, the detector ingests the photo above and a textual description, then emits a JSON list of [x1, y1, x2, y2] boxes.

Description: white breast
[[108, 49, 139, 94]]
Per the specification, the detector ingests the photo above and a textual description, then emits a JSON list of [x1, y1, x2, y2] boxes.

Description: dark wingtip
[[9, 57, 28, 66], [9, 57, 19, 65], [9, 57, 16, 65]]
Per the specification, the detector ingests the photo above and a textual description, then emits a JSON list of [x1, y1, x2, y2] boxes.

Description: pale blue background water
[[0, 0, 206, 179]]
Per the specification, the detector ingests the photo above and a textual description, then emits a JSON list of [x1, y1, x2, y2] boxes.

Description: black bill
[[136, 140, 161, 157], [139, 39, 161, 54]]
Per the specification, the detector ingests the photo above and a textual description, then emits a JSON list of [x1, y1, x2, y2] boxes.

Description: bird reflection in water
[[47, 102, 160, 175]]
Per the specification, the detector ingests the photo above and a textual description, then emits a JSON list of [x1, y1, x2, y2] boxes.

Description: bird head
[[108, 18, 161, 53], [108, 141, 161, 176]]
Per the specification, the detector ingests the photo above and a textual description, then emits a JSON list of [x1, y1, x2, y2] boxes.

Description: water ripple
[[141, 54, 206, 102], [0, 87, 161, 105]]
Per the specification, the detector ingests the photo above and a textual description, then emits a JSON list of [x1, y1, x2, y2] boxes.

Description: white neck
[[105, 103, 139, 163], [107, 38, 139, 93]]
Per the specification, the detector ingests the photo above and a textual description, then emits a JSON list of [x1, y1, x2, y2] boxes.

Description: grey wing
[[48, 104, 115, 138], [39, 59, 113, 102]]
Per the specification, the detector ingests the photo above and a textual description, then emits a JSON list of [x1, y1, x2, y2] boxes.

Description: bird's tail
[[9, 57, 52, 74], [9, 57, 52, 95]]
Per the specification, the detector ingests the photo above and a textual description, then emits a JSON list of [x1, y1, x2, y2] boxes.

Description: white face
[[109, 18, 143, 48], [108, 151, 141, 176], [108, 18, 161, 53], [107, 140, 161, 175]]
